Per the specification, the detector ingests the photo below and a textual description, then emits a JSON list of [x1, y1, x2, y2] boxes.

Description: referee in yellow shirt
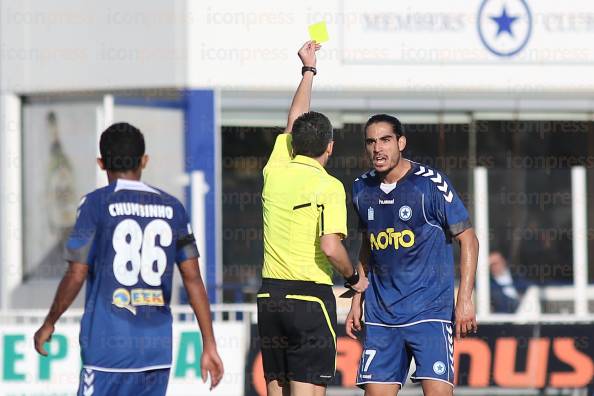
[[257, 41, 368, 396]]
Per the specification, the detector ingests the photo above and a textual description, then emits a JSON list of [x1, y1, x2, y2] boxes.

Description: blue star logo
[[491, 7, 519, 37], [478, 0, 532, 57]]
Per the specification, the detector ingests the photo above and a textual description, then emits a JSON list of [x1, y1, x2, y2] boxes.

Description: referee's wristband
[[302, 66, 317, 76], [344, 268, 360, 289]]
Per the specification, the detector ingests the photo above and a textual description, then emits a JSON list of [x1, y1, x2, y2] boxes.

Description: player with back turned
[[346, 115, 479, 396], [34, 123, 224, 395]]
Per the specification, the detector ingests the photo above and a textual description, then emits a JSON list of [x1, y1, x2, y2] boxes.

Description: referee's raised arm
[[286, 40, 320, 133]]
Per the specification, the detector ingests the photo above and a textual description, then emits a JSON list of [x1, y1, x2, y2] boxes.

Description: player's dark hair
[[292, 111, 333, 158], [365, 114, 405, 138], [99, 122, 145, 172]]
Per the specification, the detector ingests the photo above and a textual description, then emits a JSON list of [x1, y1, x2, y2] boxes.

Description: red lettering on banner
[[453, 338, 491, 386], [337, 337, 363, 387], [252, 352, 266, 396], [494, 338, 549, 388], [251, 333, 594, 391], [550, 338, 594, 387]]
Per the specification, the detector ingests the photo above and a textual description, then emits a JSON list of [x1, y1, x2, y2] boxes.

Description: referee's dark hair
[[99, 122, 145, 172], [365, 114, 405, 138], [292, 111, 333, 158]]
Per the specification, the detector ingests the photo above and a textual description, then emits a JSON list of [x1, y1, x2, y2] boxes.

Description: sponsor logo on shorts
[[360, 374, 372, 379], [433, 360, 446, 375]]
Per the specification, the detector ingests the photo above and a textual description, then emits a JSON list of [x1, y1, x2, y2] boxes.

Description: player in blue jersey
[[34, 123, 224, 395], [346, 114, 479, 395]]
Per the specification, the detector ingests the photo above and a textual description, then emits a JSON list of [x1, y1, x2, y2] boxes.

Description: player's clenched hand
[[455, 297, 477, 340], [346, 295, 363, 340], [297, 40, 321, 68], [33, 322, 54, 356], [201, 345, 224, 390]]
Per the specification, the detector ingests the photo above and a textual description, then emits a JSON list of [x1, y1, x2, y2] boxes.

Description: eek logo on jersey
[[112, 287, 165, 315], [369, 228, 415, 251]]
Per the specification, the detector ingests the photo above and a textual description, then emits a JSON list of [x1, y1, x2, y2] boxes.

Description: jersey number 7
[[360, 349, 377, 372], [112, 219, 173, 287]]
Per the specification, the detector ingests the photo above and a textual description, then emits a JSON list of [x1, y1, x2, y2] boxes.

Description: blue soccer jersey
[[352, 162, 471, 325], [64, 179, 199, 371]]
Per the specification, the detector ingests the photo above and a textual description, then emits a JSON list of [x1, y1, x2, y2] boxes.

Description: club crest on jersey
[[399, 205, 412, 221], [367, 207, 374, 221]]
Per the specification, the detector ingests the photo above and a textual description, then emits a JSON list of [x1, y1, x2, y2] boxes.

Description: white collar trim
[[115, 179, 160, 195]]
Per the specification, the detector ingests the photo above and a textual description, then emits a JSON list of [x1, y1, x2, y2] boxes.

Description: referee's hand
[[298, 40, 321, 67]]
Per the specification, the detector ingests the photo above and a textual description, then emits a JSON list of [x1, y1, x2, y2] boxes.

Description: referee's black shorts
[[257, 278, 337, 385]]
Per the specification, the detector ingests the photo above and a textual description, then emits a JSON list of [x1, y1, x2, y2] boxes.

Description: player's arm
[[319, 180, 368, 292], [346, 233, 369, 339], [428, 172, 478, 339], [179, 258, 224, 389], [285, 40, 321, 133], [320, 234, 368, 293], [35, 194, 96, 356], [454, 227, 479, 339], [34, 262, 88, 356]]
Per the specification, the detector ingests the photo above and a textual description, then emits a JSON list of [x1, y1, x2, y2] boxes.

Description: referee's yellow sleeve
[[318, 178, 348, 238], [263, 134, 292, 177]]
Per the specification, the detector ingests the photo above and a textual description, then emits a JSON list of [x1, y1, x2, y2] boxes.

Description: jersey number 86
[[112, 219, 172, 287]]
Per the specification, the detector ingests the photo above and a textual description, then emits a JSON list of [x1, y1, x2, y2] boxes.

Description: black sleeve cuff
[[180, 243, 200, 260], [63, 244, 91, 265], [449, 219, 472, 236]]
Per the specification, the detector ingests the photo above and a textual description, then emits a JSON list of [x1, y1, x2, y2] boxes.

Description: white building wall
[[186, 0, 594, 92], [1, 0, 187, 93], [2, 1, 594, 94]]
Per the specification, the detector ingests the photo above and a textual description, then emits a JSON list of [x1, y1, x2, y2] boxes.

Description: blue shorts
[[356, 321, 454, 388], [77, 368, 170, 396]]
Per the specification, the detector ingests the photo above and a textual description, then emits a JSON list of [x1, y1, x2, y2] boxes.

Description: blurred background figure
[[489, 250, 531, 313], [45, 111, 76, 237]]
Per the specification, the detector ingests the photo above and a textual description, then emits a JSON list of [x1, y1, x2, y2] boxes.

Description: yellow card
[[308, 21, 329, 43]]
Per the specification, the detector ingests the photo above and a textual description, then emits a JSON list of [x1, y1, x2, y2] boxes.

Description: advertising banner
[[245, 323, 594, 395], [2, 320, 593, 395], [0, 321, 246, 395]]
